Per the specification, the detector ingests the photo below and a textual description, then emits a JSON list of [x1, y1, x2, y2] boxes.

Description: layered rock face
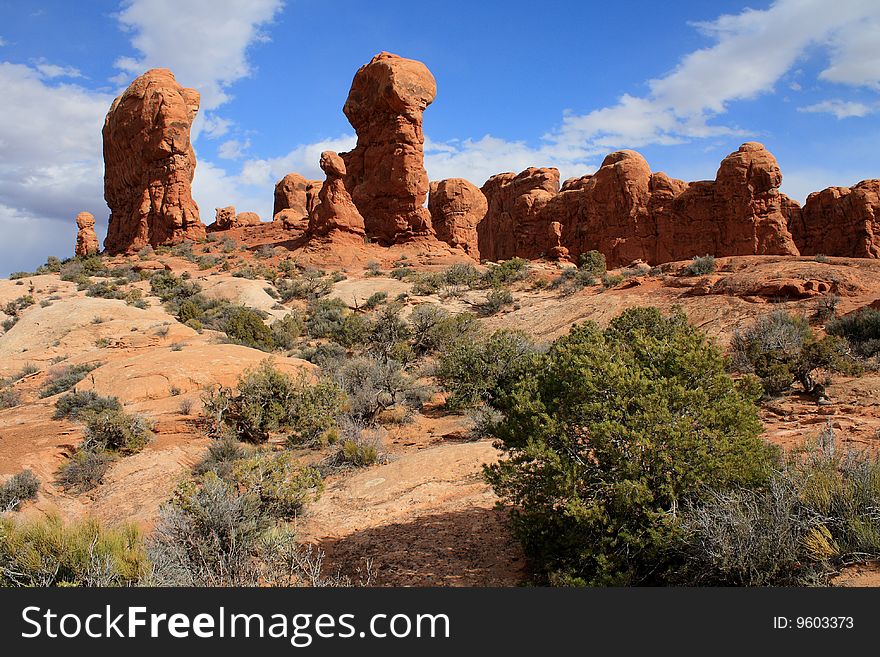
[[210, 207, 261, 231], [74, 212, 100, 257], [308, 151, 365, 238], [274, 173, 322, 224], [427, 178, 487, 257], [476, 142, 801, 266], [478, 168, 560, 261], [791, 181, 880, 258], [103, 68, 205, 253], [341, 52, 436, 243]]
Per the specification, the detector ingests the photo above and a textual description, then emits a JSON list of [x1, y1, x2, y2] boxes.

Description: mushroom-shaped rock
[[341, 52, 437, 243], [75, 212, 100, 257], [308, 151, 366, 238]]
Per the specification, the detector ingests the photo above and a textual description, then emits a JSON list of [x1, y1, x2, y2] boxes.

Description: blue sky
[[1, 0, 879, 276]]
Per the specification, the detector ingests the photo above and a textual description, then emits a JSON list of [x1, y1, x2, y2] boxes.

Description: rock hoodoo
[[102, 68, 205, 254], [209, 207, 261, 231], [74, 212, 100, 257], [308, 151, 366, 238], [792, 181, 880, 258], [341, 52, 437, 243], [476, 142, 802, 267], [274, 173, 322, 225], [478, 168, 560, 261], [427, 178, 487, 258]]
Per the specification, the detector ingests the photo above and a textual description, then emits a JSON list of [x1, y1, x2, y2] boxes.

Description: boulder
[[273, 173, 322, 225], [428, 178, 487, 258], [103, 68, 204, 253]]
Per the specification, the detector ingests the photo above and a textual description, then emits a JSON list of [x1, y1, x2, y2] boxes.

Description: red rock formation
[[103, 68, 205, 253], [273, 173, 322, 224], [209, 207, 261, 231], [428, 178, 487, 258], [478, 168, 559, 261], [547, 221, 569, 261], [477, 143, 801, 267], [341, 52, 436, 243], [791, 181, 880, 258], [308, 151, 365, 238], [74, 212, 100, 257]]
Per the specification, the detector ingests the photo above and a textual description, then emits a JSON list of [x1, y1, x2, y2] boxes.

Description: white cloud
[[799, 99, 876, 118], [217, 138, 251, 160], [0, 63, 111, 271], [114, 0, 284, 110], [820, 16, 880, 88], [425, 135, 594, 185], [789, 81, 802, 91], [546, 0, 880, 154], [0, 37, 7, 47], [781, 166, 879, 204], [200, 115, 233, 139], [33, 59, 83, 79]]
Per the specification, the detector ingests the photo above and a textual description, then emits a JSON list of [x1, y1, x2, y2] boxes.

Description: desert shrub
[[578, 250, 607, 275], [0, 387, 21, 410], [271, 312, 305, 350], [276, 271, 332, 301], [299, 342, 348, 368], [409, 272, 445, 296], [305, 297, 348, 338], [436, 329, 537, 410], [686, 254, 716, 276], [363, 291, 387, 309], [364, 303, 412, 363], [0, 470, 40, 512], [3, 363, 39, 385], [481, 257, 529, 288], [0, 513, 146, 586], [409, 305, 478, 356], [550, 268, 596, 295], [365, 261, 382, 277], [4, 295, 35, 315], [194, 435, 254, 479], [331, 356, 416, 423], [56, 449, 113, 492], [732, 310, 856, 395], [144, 473, 337, 587], [203, 361, 345, 446], [332, 313, 371, 348], [332, 422, 384, 468], [601, 273, 624, 288], [814, 254, 831, 264], [39, 362, 101, 398], [223, 306, 275, 352], [1, 317, 17, 332], [827, 307, 880, 358], [675, 430, 880, 585], [485, 307, 779, 585], [53, 390, 121, 420], [229, 452, 323, 518], [482, 287, 514, 315], [83, 409, 153, 454], [9, 271, 31, 280], [389, 266, 415, 281], [86, 281, 125, 299], [813, 294, 840, 321]]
